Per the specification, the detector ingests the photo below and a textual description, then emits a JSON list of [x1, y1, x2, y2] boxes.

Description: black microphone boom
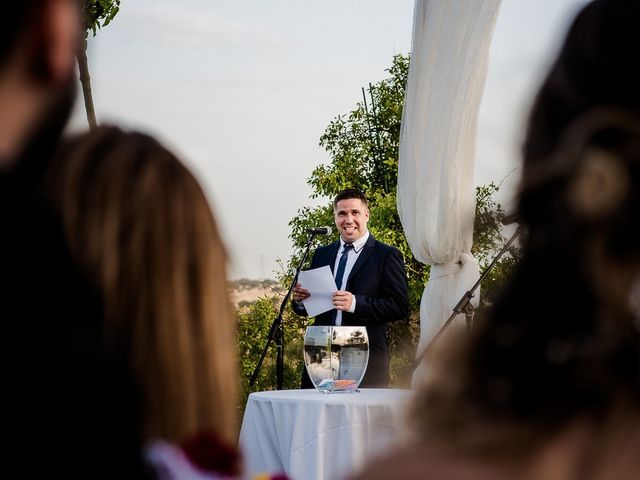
[[306, 226, 332, 236], [250, 225, 321, 390]]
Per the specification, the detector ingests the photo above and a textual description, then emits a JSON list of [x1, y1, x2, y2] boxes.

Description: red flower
[[181, 430, 241, 477]]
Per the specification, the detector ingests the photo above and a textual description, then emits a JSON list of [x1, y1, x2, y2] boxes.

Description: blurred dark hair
[[521, 109, 640, 263], [414, 113, 640, 455], [51, 126, 239, 447], [1, 1, 44, 68], [521, 0, 640, 246], [523, 0, 640, 169], [333, 188, 369, 208], [411, 0, 640, 457]]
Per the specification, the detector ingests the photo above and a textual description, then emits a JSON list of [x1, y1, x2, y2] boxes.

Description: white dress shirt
[[333, 230, 369, 326]]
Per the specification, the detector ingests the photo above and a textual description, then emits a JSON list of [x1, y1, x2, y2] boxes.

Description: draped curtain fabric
[[397, 0, 502, 384]]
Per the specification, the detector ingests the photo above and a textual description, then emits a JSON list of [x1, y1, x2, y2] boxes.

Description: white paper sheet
[[298, 265, 337, 317]]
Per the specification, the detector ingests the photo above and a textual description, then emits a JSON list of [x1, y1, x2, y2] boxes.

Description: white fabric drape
[[397, 0, 502, 384]]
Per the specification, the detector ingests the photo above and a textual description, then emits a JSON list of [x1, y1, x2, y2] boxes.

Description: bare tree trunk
[[77, 36, 98, 130]]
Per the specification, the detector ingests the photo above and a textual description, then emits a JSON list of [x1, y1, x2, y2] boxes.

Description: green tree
[[77, 0, 121, 129], [237, 297, 308, 414]]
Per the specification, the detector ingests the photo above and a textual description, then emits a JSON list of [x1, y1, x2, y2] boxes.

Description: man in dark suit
[[292, 188, 409, 387]]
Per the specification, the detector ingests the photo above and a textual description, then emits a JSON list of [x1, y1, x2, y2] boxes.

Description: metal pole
[[409, 226, 521, 373]]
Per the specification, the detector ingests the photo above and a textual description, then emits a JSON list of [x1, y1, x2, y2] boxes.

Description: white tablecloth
[[239, 388, 411, 480]]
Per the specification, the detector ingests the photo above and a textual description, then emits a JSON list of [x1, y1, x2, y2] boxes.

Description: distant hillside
[[228, 278, 283, 308]]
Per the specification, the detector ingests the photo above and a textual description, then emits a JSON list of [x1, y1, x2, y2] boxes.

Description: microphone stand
[[409, 226, 521, 374], [249, 233, 316, 390]]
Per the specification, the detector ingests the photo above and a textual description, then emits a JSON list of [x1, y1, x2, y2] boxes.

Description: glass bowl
[[303, 326, 369, 393]]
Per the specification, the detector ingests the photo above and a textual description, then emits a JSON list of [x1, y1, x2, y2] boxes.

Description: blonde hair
[[51, 126, 238, 444]]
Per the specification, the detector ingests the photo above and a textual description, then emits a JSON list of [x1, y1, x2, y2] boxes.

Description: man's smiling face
[[334, 198, 369, 243]]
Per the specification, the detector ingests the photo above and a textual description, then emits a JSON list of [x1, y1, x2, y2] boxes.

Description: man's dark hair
[[333, 188, 369, 208], [1, 1, 45, 68]]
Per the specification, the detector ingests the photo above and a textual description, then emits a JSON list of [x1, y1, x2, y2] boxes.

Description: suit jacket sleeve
[[352, 248, 409, 324], [291, 297, 308, 317]]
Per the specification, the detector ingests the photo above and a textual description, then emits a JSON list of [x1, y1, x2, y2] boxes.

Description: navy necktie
[[334, 243, 354, 290], [332, 243, 354, 325]]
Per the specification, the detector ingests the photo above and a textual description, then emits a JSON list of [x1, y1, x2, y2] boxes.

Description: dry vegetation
[[228, 279, 282, 308]]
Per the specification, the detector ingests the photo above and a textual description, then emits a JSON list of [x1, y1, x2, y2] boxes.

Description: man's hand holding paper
[[295, 265, 337, 317]]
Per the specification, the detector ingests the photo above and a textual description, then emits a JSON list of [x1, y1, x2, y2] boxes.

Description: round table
[[239, 388, 411, 480]]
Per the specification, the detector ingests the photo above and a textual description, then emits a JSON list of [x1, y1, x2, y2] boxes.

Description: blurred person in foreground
[[1, 1, 145, 476], [351, 0, 640, 479], [49, 126, 243, 478]]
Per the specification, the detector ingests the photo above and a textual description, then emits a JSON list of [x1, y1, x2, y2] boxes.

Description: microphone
[[307, 226, 332, 236], [501, 213, 520, 226]]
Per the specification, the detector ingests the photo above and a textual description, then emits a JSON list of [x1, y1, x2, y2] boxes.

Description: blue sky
[[69, 0, 589, 279]]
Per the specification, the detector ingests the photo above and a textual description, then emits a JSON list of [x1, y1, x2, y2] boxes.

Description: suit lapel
[[346, 234, 376, 282], [324, 241, 340, 274]]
